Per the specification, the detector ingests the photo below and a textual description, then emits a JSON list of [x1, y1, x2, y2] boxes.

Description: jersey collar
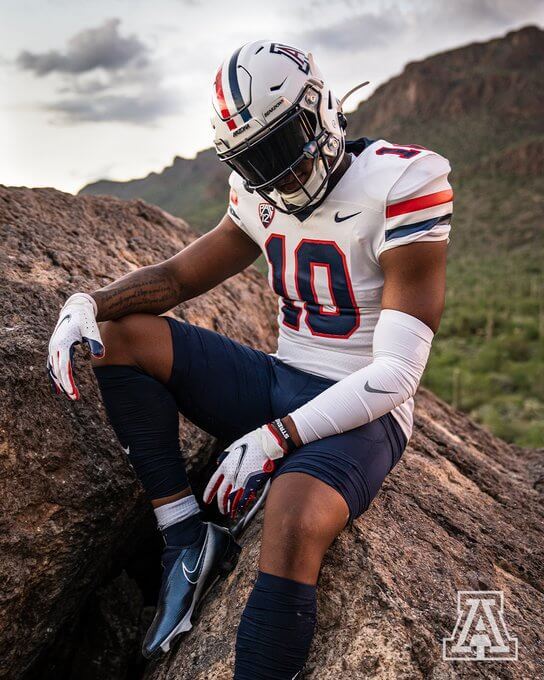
[[292, 137, 375, 223]]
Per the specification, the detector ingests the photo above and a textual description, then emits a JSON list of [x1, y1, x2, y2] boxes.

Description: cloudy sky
[[1, 0, 543, 193]]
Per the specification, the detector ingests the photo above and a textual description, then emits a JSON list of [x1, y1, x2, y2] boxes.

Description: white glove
[[47, 293, 105, 400], [203, 424, 288, 518]]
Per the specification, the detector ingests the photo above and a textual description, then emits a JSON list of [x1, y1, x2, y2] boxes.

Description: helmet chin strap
[[276, 140, 346, 210], [277, 156, 328, 208]]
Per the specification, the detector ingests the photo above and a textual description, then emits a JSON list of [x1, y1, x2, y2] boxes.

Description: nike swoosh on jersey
[[364, 380, 398, 394], [182, 532, 208, 584], [334, 211, 361, 222]]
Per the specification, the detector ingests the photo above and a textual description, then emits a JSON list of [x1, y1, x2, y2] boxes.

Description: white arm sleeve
[[289, 309, 434, 445]]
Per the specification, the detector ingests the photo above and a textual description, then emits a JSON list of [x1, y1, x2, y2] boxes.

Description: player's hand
[[47, 293, 105, 400], [203, 423, 288, 519]]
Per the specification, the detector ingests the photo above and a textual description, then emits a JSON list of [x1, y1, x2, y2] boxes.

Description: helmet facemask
[[218, 84, 345, 215]]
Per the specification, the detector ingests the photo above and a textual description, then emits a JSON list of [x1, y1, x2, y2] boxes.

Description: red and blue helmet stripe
[[214, 45, 252, 130]]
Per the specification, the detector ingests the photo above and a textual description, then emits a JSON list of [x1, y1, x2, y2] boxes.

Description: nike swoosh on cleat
[[334, 211, 361, 222], [182, 532, 208, 585], [364, 380, 398, 394]]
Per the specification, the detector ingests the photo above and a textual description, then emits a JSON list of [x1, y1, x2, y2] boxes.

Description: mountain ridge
[[80, 25, 543, 234]]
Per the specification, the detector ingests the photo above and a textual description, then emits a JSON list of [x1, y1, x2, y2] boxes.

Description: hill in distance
[[80, 26, 544, 446], [81, 25, 543, 244], [83, 148, 228, 237]]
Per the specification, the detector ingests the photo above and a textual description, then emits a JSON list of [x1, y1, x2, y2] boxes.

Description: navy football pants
[[163, 317, 407, 522]]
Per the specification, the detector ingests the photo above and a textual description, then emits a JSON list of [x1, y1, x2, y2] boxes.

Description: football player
[[47, 41, 452, 678]]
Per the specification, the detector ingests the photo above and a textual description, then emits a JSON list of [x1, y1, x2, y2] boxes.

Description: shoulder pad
[[348, 139, 449, 209]]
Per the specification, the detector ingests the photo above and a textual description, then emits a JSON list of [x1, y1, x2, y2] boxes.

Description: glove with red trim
[[203, 420, 295, 519], [47, 293, 105, 400]]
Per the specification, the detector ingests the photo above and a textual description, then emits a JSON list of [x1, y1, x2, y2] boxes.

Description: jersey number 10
[[265, 234, 360, 339]]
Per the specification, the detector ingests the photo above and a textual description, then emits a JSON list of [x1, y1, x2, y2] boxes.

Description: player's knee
[[274, 508, 324, 550]]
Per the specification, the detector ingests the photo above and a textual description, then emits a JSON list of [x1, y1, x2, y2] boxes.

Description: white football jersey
[[228, 138, 453, 442]]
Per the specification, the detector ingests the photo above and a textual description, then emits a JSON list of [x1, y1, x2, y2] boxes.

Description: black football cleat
[[142, 522, 241, 659]]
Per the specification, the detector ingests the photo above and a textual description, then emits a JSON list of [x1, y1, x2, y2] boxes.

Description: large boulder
[[2, 185, 542, 680], [145, 388, 543, 679], [0, 185, 276, 680]]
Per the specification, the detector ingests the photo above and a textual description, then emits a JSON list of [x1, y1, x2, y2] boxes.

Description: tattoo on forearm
[[92, 266, 182, 321]]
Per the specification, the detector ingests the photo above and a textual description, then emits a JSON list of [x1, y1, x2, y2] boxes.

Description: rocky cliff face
[[1, 185, 542, 679], [0, 186, 276, 680]]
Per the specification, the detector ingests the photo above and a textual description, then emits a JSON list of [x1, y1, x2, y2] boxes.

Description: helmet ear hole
[[338, 112, 347, 131]]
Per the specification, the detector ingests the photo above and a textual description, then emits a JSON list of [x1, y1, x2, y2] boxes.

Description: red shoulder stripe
[[386, 189, 453, 218]]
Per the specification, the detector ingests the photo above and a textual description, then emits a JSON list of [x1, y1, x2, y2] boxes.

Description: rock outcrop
[[145, 388, 543, 679], [1, 185, 542, 679], [0, 185, 276, 680]]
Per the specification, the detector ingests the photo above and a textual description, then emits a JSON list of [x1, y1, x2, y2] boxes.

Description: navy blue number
[[265, 235, 359, 338], [295, 240, 359, 338], [265, 234, 301, 330]]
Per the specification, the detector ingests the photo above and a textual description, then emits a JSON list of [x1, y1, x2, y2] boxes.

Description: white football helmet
[[211, 40, 346, 214]]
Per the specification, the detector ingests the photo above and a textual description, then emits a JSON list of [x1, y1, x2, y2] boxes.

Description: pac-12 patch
[[259, 203, 275, 228]]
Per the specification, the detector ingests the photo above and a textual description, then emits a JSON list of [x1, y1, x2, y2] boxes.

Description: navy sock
[[234, 571, 317, 680], [92, 365, 188, 500], [161, 514, 206, 577], [163, 513, 204, 547]]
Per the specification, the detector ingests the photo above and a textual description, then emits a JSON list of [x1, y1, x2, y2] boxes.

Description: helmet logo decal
[[270, 43, 310, 74], [232, 122, 250, 137], [259, 203, 275, 228], [264, 100, 283, 118]]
